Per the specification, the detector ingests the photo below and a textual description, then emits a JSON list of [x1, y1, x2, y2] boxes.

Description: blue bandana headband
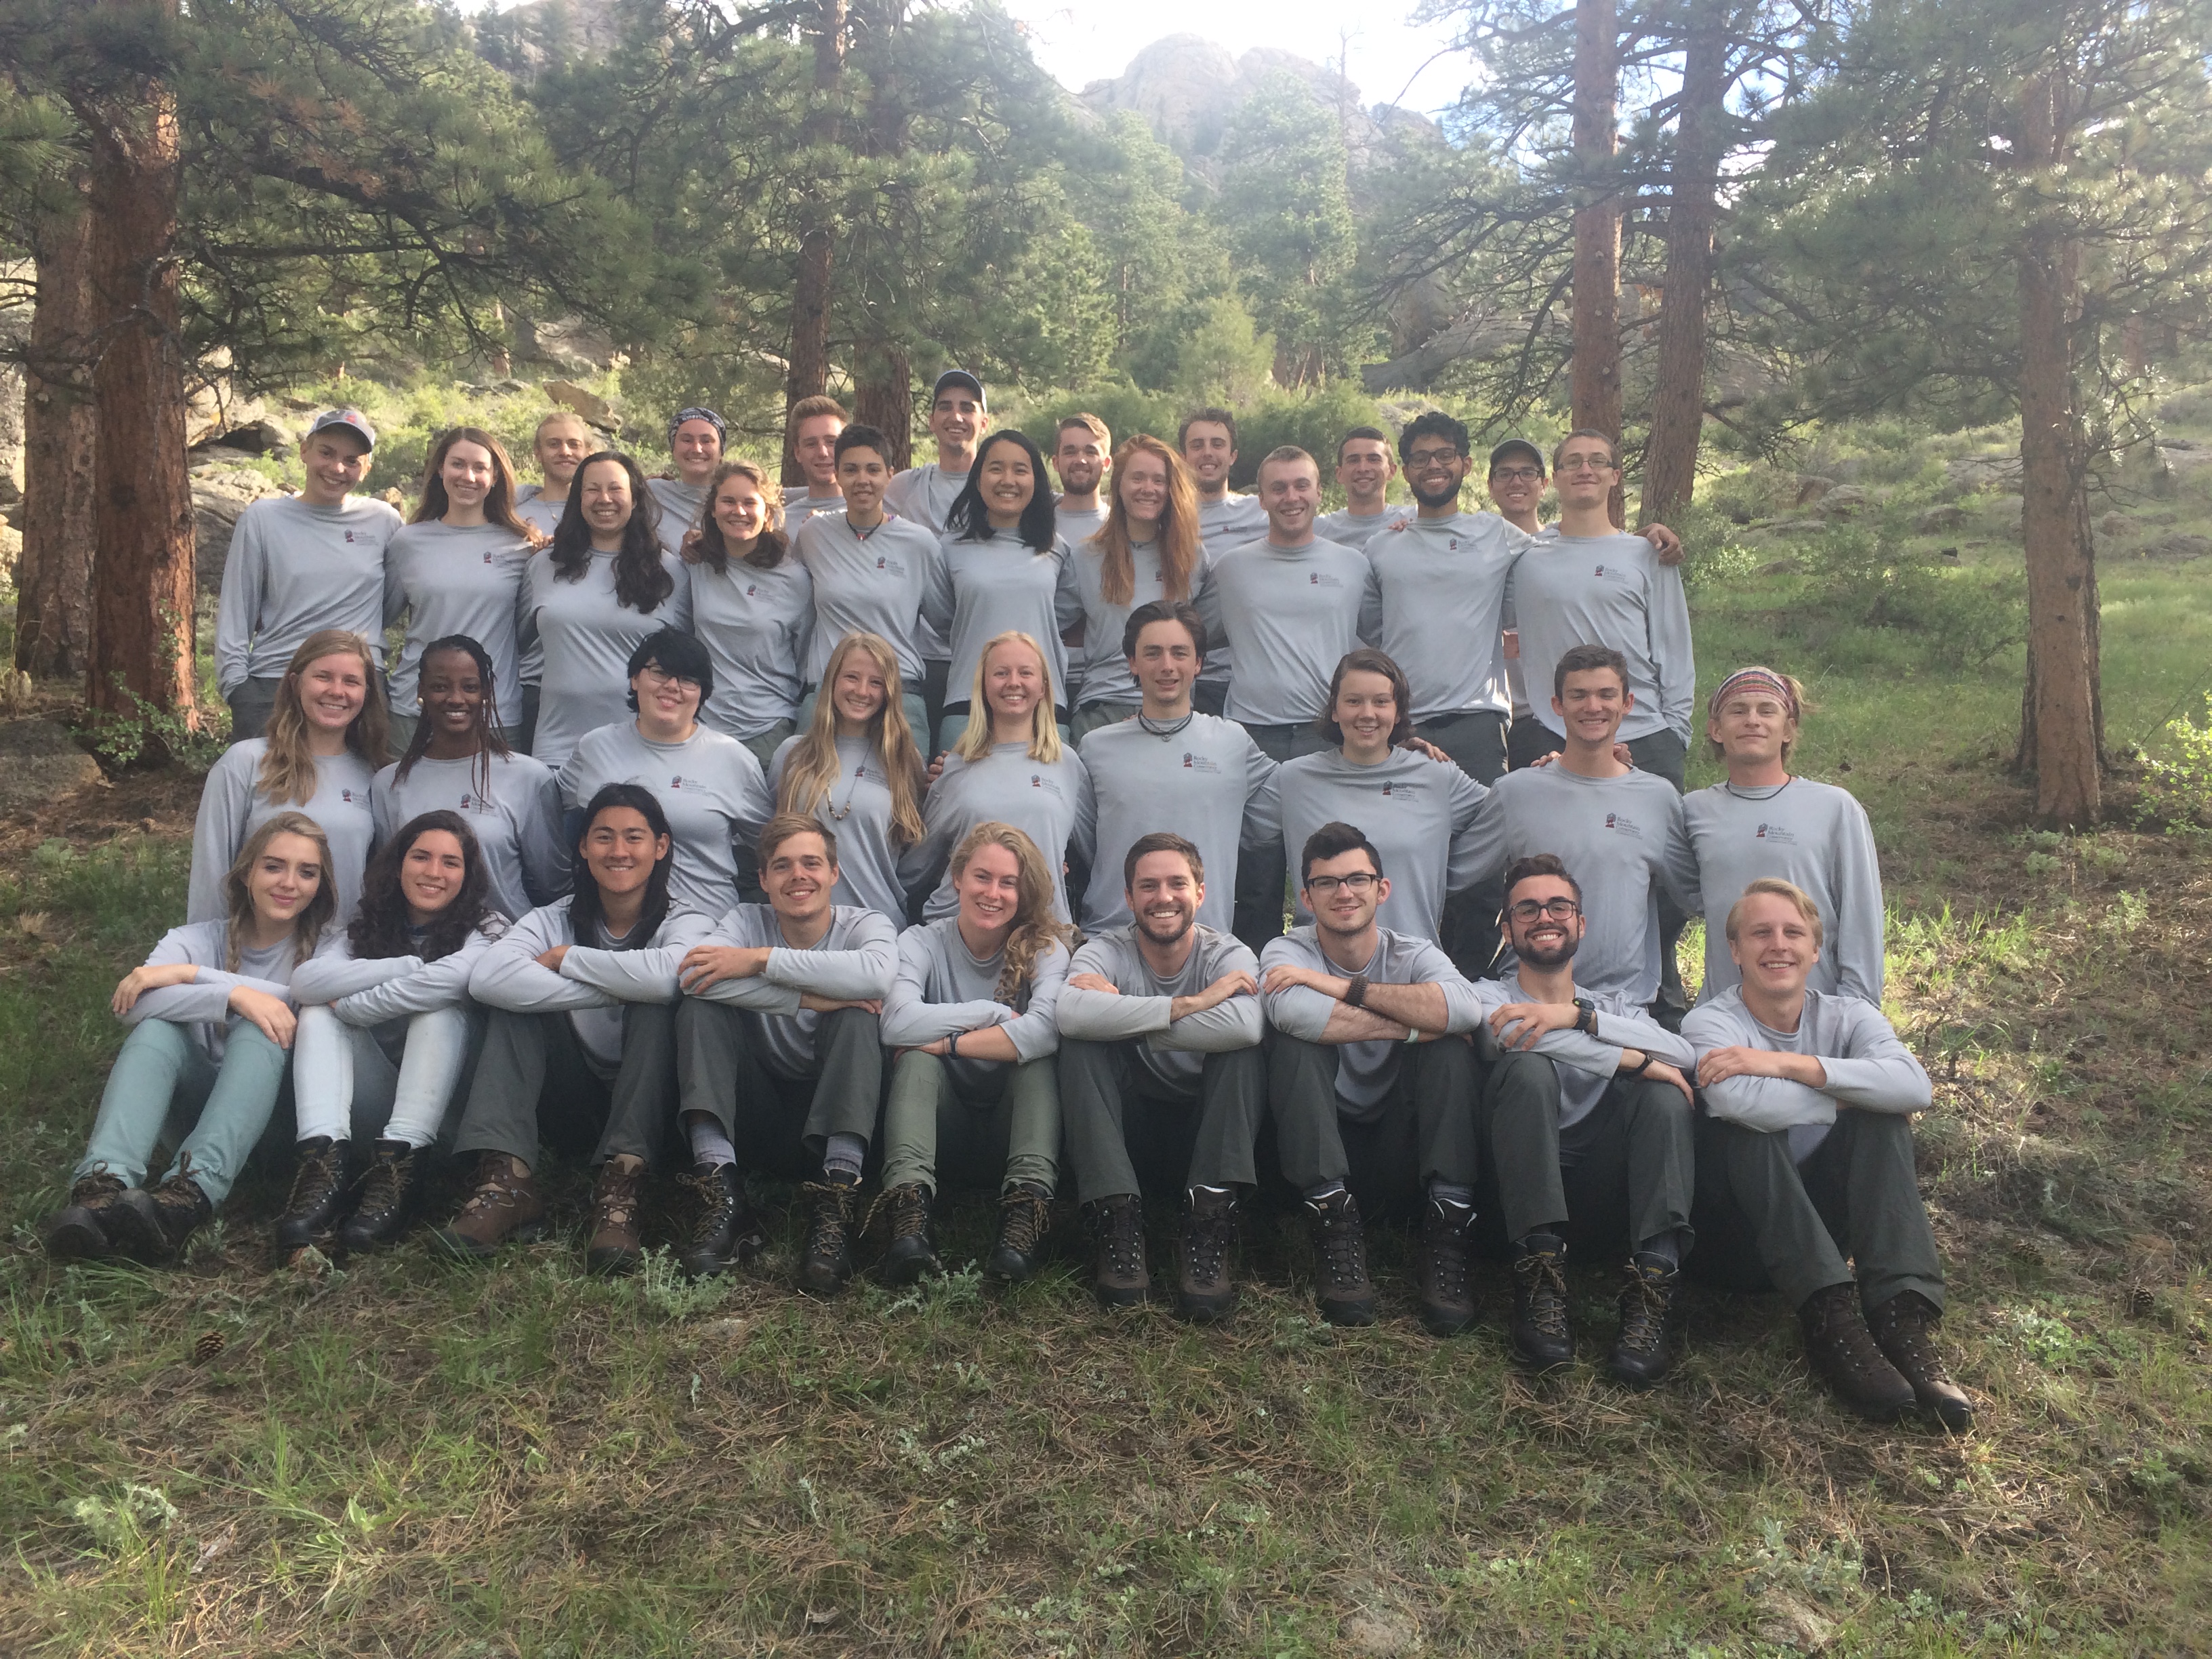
[[669, 407, 726, 443]]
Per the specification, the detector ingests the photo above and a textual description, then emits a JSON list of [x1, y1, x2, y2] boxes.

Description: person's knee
[[1485, 1048, 1558, 1108], [1631, 1076, 1694, 1128]]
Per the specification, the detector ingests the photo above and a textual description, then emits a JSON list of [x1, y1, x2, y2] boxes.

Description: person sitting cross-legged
[[1057, 832, 1265, 1320], [1470, 855, 1698, 1382], [1259, 821, 1483, 1333], [1683, 878, 1969, 1429]]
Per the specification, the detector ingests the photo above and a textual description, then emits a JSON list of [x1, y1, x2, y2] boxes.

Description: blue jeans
[[74, 1019, 290, 1205]]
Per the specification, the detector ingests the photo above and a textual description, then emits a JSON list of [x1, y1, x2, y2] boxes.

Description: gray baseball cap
[[930, 369, 987, 411], [307, 407, 377, 451]]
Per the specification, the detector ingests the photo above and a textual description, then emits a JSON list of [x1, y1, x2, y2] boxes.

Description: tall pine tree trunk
[[15, 194, 99, 680], [853, 342, 912, 470], [1571, 0, 1623, 525], [1638, 1, 1727, 528], [77, 0, 199, 729], [783, 0, 847, 485]]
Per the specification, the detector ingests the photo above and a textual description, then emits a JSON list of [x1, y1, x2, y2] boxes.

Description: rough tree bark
[[75, 0, 200, 729], [15, 194, 99, 680], [1571, 0, 1624, 525], [1637, 0, 1728, 527], [783, 0, 848, 485], [853, 343, 912, 470]]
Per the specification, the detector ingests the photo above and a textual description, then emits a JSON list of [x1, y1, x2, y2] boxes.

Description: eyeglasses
[[1490, 467, 1542, 485], [1557, 456, 1616, 476], [1406, 449, 1462, 469], [638, 664, 701, 689], [1509, 897, 1582, 922], [1307, 872, 1379, 896]]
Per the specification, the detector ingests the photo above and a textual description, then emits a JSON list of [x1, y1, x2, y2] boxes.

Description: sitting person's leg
[[277, 1006, 389, 1251], [436, 1010, 590, 1260], [581, 1000, 681, 1276], [876, 1049, 955, 1286], [1404, 1036, 1480, 1338], [1267, 1031, 1373, 1327], [46, 1021, 211, 1261], [343, 1008, 473, 1252], [1479, 1050, 1574, 1368], [987, 1055, 1061, 1282], [115, 1022, 291, 1265], [1172, 1046, 1268, 1322], [1593, 1075, 1696, 1385]]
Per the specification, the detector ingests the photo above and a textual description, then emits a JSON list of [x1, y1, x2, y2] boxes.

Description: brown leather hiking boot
[[1415, 1195, 1477, 1338], [1305, 1188, 1376, 1327], [275, 1136, 359, 1253], [1799, 1282, 1917, 1420], [1607, 1255, 1683, 1387], [1868, 1290, 1973, 1431], [1084, 1195, 1151, 1307], [110, 1166, 213, 1267], [985, 1182, 1052, 1282], [1509, 1234, 1574, 1370], [796, 1175, 859, 1296], [1176, 1187, 1238, 1324], [43, 1172, 128, 1261], [587, 1160, 647, 1277], [433, 1153, 544, 1262]]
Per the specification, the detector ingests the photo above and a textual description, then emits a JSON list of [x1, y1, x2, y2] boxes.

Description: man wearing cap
[[1315, 427, 1399, 552], [216, 407, 401, 741], [884, 369, 990, 741], [648, 408, 727, 558]]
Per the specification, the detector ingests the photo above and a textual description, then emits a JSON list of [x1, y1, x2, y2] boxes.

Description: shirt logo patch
[[1308, 572, 1345, 589], [1756, 823, 1797, 844], [1380, 781, 1417, 798], [340, 789, 355, 802], [344, 531, 356, 543], [1182, 752, 1221, 773], [1448, 539, 1460, 552], [1604, 812, 1643, 838]]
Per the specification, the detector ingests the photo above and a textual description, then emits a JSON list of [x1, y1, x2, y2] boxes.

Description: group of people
[[39, 374, 1969, 1430]]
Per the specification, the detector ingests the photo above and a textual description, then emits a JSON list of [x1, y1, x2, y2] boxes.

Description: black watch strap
[[1344, 973, 1369, 1009]]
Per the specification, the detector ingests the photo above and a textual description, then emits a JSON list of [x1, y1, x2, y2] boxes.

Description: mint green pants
[[74, 1019, 290, 1205], [880, 1050, 1059, 1197]]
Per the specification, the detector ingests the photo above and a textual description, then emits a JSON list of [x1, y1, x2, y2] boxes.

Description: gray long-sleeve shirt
[[1195, 495, 1267, 688], [1259, 924, 1481, 1117], [792, 510, 943, 687], [1459, 764, 1694, 1005], [188, 740, 378, 925], [1071, 712, 1275, 935], [689, 554, 814, 739], [1467, 974, 1692, 1134], [558, 720, 772, 920], [1362, 512, 1532, 720], [1248, 746, 1488, 944], [1507, 531, 1695, 743], [1313, 507, 1395, 552], [560, 901, 897, 1082], [381, 523, 536, 716], [1059, 924, 1261, 1095], [901, 741, 1087, 922], [882, 919, 1069, 1090], [1201, 535, 1375, 726], [470, 897, 712, 1069], [924, 529, 1083, 711], [372, 750, 567, 922], [1065, 537, 1208, 709], [121, 922, 310, 1065], [215, 494, 402, 694], [783, 490, 842, 529], [521, 548, 693, 769], [292, 920, 504, 1027], [1054, 499, 1107, 551], [1683, 985, 1931, 1162], [769, 734, 914, 923], [1678, 778, 1885, 1005], [645, 477, 708, 558]]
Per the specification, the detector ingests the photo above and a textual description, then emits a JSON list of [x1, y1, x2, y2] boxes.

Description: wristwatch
[[1574, 998, 1597, 1036], [1344, 973, 1370, 1009], [1620, 1050, 1652, 1076]]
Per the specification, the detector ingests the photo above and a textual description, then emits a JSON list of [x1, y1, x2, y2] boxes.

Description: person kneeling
[[44, 815, 333, 1265], [1058, 832, 1265, 1320], [1683, 879, 1970, 1429], [878, 822, 1072, 1285], [279, 811, 507, 1254], [434, 785, 710, 1273], [1473, 855, 1697, 1384], [1260, 822, 1483, 1334]]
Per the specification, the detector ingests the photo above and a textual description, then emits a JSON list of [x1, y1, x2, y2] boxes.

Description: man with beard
[[1051, 413, 1113, 548], [1057, 832, 1267, 1321], [1469, 855, 1698, 1384]]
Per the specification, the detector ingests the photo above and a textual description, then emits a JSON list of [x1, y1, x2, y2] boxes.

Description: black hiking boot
[[110, 1166, 215, 1267], [1607, 1254, 1682, 1387], [878, 1183, 941, 1286], [1414, 1195, 1477, 1338], [274, 1136, 359, 1254], [1509, 1233, 1574, 1370], [43, 1173, 128, 1261], [795, 1175, 859, 1297], [1305, 1188, 1376, 1327], [676, 1161, 761, 1279], [1084, 1195, 1151, 1307], [337, 1140, 427, 1254], [985, 1183, 1053, 1282], [1176, 1187, 1238, 1324]]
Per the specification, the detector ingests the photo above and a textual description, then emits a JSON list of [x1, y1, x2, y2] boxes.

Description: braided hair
[[392, 634, 512, 806]]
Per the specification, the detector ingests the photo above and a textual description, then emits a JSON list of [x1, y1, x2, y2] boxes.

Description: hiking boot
[[586, 1160, 647, 1277], [878, 1183, 940, 1286], [110, 1168, 214, 1267], [1084, 1195, 1151, 1307], [985, 1182, 1053, 1282], [432, 1153, 544, 1262], [1414, 1195, 1477, 1338], [1305, 1188, 1376, 1327], [1799, 1282, 1917, 1420], [1867, 1290, 1973, 1431], [1607, 1254, 1682, 1387], [337, 1140, 426, 1254], [274, 1136, 359, 1253], [1509, 1233, 1574, 1370], [676, 1161, 761, 1279], [795, 1175, 859, 1297], [1176, 1187, 1238, 1324], [43, 1173, 128, 1261]]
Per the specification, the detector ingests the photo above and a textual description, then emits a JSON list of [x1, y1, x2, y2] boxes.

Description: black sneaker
[[1415, 1195, 1477, 1338], [1607, 1254, 1682, 1387], [985, 1182, 1052, 1282], [877, 1183, 941, 1286], [274, 1136, 359, 1253], [1509, 1233, 1574, 1370], [43, 1173, 129, 1261], [676, 1161, 761, 1279], [110, 1168, 214, 1267], [337, 1140, 426, 1254], [1084, 1195, 1151, 1307], [1176, 1187, 1238, 1324], [1305, 1188, 1376, 1327], [795, 1175, 859, 1297]]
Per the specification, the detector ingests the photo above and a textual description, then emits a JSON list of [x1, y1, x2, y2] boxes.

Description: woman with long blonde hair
[[878, 821, 1075, 1285], [1067, 434, 1206, 739], [901, 631, 1087, 922], [769, 632, 927, 922], [684, 458, 815, 769], [190, 629, 388, 924]]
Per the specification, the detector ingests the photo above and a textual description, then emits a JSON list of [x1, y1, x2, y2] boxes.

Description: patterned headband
[[1709, 666, 1799, 720], [669, 406, 727, 442]]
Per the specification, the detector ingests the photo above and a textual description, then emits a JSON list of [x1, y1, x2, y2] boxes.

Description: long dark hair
[[549, 451, 676, 613], [348, 810, 502, 962], [412, 426, 535, 538], [691, 459, 790, 573], [394, 634, 512, 803], [569, 783, 675, 948], [945, 430, 1057, 552]]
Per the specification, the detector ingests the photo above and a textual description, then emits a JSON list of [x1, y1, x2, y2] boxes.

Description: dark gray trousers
[[1690, 1109, 1945, 1313], [1267, 1030, 1478, 1219], [226, 676, 285, 743], [675, 1002, 884, 1183], [1234, 722, 1335, 953], [1475, 1050, 1694, 1258], [1625, 729, 1689, 1010], [1416, 709, 1509, 976], [453, 1004, 679, 1169], [1057, 1038, 1266, 1205]]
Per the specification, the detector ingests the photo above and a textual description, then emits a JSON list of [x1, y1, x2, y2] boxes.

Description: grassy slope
[[3, 444, 2211, 1656]]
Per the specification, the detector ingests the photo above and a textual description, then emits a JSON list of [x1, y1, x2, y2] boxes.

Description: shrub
[[2144, 693, 2212, 827], [1786, 512, 2026, 668]]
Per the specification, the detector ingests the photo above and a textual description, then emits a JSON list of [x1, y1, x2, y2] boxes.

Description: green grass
[[5, 426, 2212, 1653]]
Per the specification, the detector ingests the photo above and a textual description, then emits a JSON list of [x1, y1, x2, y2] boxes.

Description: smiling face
[[712, 473, 768, 546], [249, 831, 325, 926], [399, 829, 469, 922], [954, 840, 1023, 938], [1128, 848, 1202, 948], [672, 418, 724, 485], [419, 647, 487, 738], [978, 439, 1036, 526], [535, 419, 592, 491], [930, 388, 987, 458], [1054, 426, 1109, 497], [1404, 434, 1472, 511], [1504, 873, 1584, 969], [632, 657, 703, 731], [1487, 453, 1546, 522], [581, 806, 668, 898], [1332, 668, 1398, 756], [830, 650, 890, 728], [1554, 436, 1619, 512], [578, 458, 635, 539], [1117, 450, 1169, 530], [1301, 846, 1386, 941], [1336, 436, 1395, 506], [295, 651, 369, 737], [301, 430, 371, 507], [439, 438, 495, 514], [1258, 456, 1319, 539], [983, 638, 1047, 726], [1710, 689, 1798, 769], [1181, 421, 1235, 491], [1729, 891, 1820, 997], [1553, 665, 1632, 749], [795, 413, 844, 491], [763, 828, 838, 927], [836, 443, 890, 517], [1128, 617, 1201, 708]]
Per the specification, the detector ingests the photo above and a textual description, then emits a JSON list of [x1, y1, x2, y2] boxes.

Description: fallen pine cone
[[192, 1330, 226, 1366]]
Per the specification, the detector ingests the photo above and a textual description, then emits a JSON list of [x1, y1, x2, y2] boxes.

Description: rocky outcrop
[[190, 453, 289, 594]]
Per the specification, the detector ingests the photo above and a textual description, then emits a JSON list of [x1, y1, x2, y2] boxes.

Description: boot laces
[[676, 1167, 737, 1243], [1874, 1296, 1953, 1383], [593, 1165, 642, 1232], [356, 1145, 415, 1218], [1317, 1209, 1367, 1290], [1184, 1203, 1232, 1282], [1101, 1202, 1146, 1277], [1810, 1287, 1890, 1378], [998, 1189, 1049, 1256], [800, 1181, 855, 1261], [284, 1140, 342, 1214], [152, 1154, 207, 1219], [1514, 1250, 1570, 1340], [1424, 1207, 1471, 1299], [1616, 1263, 1672, 1354], [459, 1157, 527, 1218]]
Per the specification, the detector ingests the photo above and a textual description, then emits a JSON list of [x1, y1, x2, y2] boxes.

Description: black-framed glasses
[[1491, 466, 1542, 484], [1406, 448, 1462, 469], [1307, 872, 1380, 896], [1509, 897, 1582, 922]]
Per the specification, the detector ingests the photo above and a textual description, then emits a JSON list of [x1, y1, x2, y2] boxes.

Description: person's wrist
[[1343, 973, 1368, 1008]]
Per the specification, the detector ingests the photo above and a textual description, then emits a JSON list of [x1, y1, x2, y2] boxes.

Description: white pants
[[293, 1005, 474, 1147]]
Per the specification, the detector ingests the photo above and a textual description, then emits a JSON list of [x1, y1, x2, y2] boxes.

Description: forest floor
[[2, 448, 2211, 1655]]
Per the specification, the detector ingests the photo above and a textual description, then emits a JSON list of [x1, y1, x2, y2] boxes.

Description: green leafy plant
[[77, 678, 232, 774], [2144, 692, 2212, 827]]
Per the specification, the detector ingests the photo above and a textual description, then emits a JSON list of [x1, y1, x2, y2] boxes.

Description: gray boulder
[[192, 467, 289, 594], [0, 717, 102, 817]]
